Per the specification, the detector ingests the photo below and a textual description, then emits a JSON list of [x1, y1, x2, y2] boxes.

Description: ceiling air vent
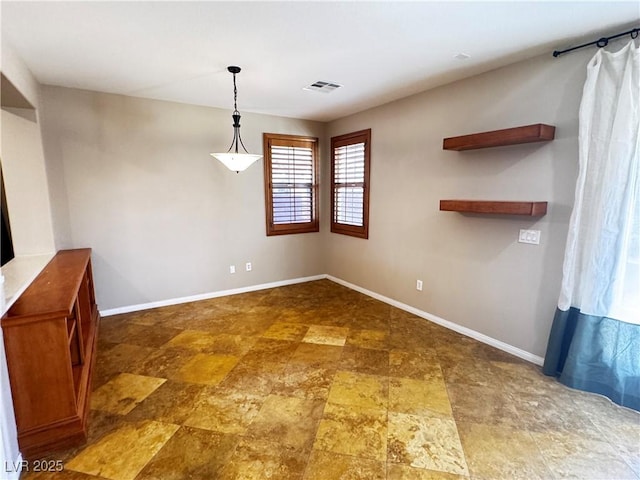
[[303, 81, 342, 94]]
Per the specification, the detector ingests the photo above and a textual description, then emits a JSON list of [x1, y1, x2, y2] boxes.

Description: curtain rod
[[553, 27, 639, 57]]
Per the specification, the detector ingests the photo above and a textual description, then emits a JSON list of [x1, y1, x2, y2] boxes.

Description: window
[[331, 129, 371, 239], [263, 133, 319, 236]]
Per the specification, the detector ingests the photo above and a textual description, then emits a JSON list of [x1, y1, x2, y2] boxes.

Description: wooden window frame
[[331, 129, 371, 239], [263, 133, 319, 236]]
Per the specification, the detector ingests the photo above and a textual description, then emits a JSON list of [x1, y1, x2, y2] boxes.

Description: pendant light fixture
[[211, 66, 262, 173]]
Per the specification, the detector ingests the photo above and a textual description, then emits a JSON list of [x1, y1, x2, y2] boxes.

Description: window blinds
[[333, 142, 365, 226], [270, 144, 314, 225]]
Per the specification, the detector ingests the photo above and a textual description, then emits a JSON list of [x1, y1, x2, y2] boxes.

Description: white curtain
[[558, 39, 640, 325]]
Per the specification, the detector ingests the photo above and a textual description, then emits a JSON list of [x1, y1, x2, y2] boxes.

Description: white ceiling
[[1, 1, 639, 122]]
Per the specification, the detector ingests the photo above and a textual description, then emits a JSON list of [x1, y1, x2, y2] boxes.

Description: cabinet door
[[4, 319, 77, 431]]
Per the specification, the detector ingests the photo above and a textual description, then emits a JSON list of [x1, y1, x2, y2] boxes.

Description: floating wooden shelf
[[443, 124, 555, 151], [440, 200, 548, 216]]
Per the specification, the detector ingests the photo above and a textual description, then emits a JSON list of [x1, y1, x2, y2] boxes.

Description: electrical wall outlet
[[229, 265, 236, 274], [416, 279, 423, 291], [518, 229, 541, 245], [246, 262, 252, 272]]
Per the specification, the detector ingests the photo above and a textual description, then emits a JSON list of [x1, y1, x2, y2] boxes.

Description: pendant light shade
[[211, 66, 262, 173], [212, 152, 263, 172]]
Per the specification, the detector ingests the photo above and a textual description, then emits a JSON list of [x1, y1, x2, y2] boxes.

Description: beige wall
[[325, 49, 593, 357], [1, 39, 55, 256], [1, 108, 55, 255], [39, 86, 326, 310]]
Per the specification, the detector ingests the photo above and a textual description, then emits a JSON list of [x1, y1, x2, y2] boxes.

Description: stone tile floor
[[21, 280, 639, 479]]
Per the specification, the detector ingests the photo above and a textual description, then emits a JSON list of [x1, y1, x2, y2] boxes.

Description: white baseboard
[[326, 275, 544, 366], [100, 273, 543, 366], [99, 274, 327, 317]]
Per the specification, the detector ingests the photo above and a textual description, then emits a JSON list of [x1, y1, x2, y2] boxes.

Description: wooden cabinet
[[1, 249, 100, 458], [441, 124, 554, 216]]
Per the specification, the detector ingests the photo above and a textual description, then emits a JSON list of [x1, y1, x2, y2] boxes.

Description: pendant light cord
[[232, 71, 239, 115], [227, 68, 249, 154]]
